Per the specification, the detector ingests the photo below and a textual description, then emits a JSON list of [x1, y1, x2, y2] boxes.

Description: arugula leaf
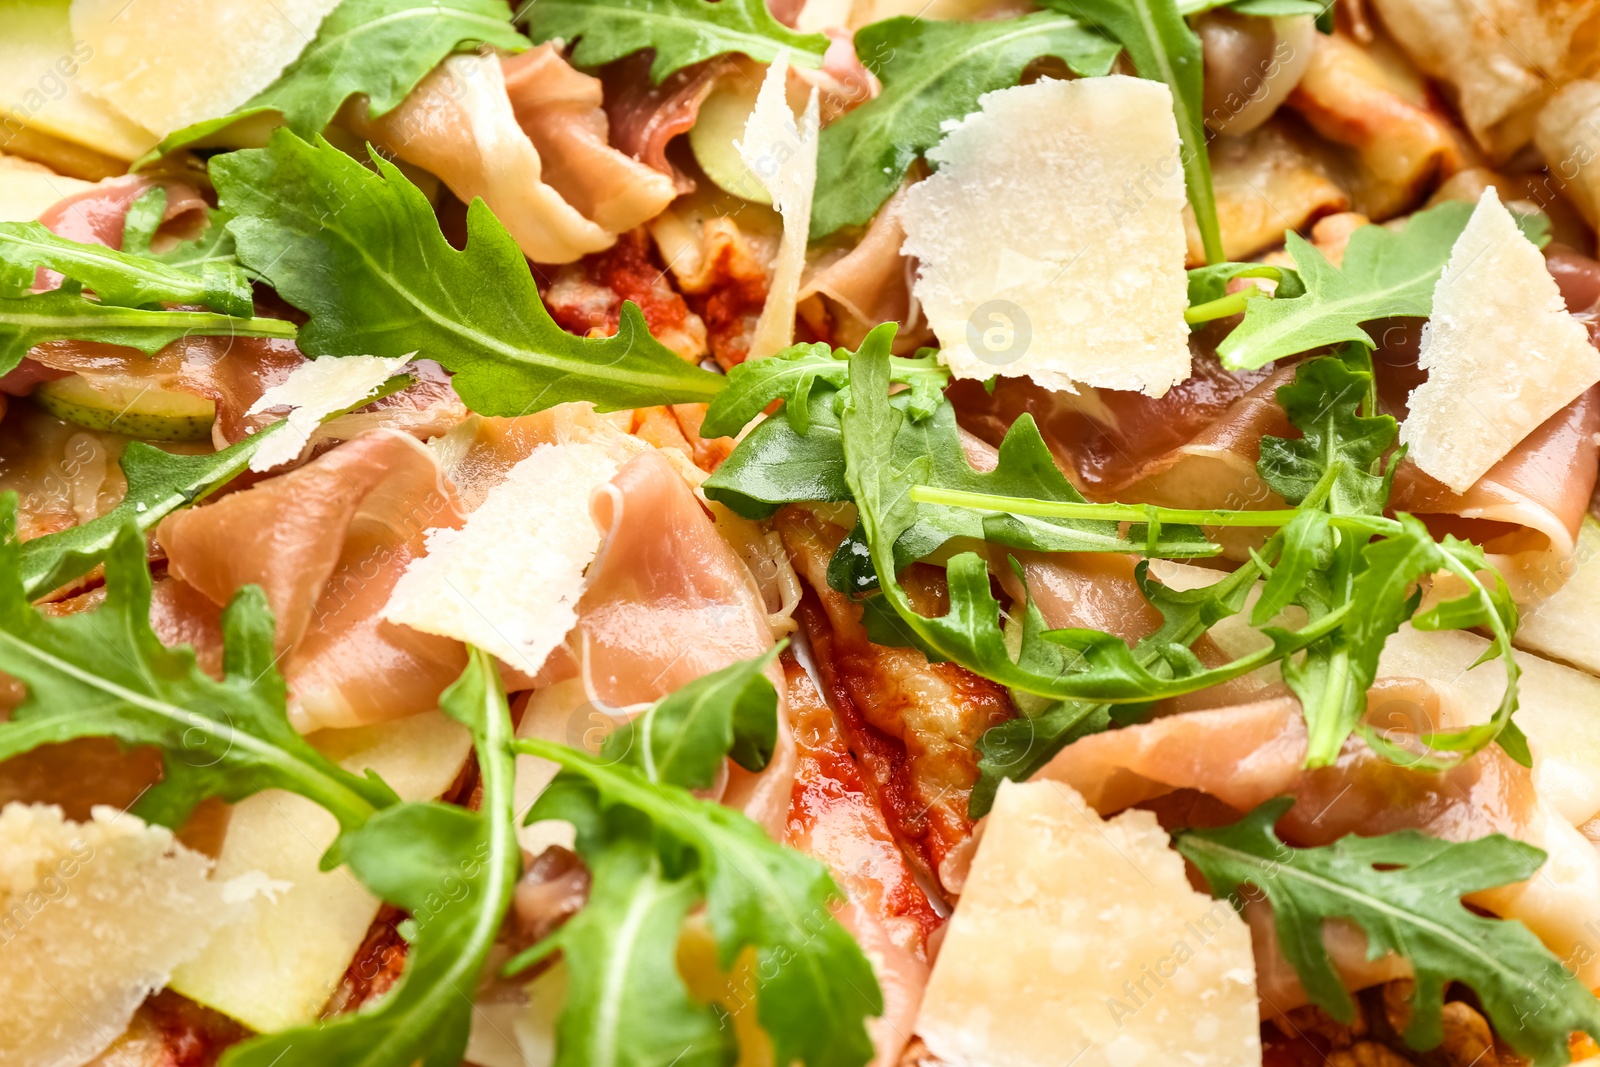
[[0, 290, 296, 377], [1244, 352, 1524, 766], [709, 325, 1215, 576], [700, 340, 947, 439], [513, 651, 881, 1067], [1177, 799, 1600, 1066], [122, 187, 246, 276], [601, 645, 782, 786], [809, 13, 1118, 238], [149, 0, 528, 158], [518, 0, 827, 83], [0, 503, 396, 833], [1041, 0, 1223, 263], [212, 130, 725, 416], [839, 323, 1337, 703], [1177, 0, 1323, 14], [223, 648, 521, 1067], [700, 343, 946, 519], [0, 221, 253, 317], [1216, 201, 1474, 370], [1256, 349, 1396, 516], [18, 374, 410, 600]]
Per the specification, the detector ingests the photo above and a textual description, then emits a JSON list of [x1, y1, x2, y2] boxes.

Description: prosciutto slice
[[158, 430, 468, 732], [349, 51, 612, 265], [783, 657, 935, 1067], [601, 54, 730, 191], [1035, 687, 1600, 996], [502, 45, 677, 236], [35, 174, 208, 252]]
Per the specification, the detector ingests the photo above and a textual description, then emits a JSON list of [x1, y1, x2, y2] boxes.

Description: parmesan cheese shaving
[[899, 76, 1192, 396], [1399, 187, 1600, 493], [736, 51, 820, 361], [70, 0, 342, 137], [914, 779, 1260, 1067], [0, 803, 234, 1067], [383, 442, 621, 675], [245, 354, 415, 472]]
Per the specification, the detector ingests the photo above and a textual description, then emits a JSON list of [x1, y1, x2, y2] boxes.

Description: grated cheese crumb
[[245, 354, 414, 472]]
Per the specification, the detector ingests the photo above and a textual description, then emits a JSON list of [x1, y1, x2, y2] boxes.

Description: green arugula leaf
[[839, 323, 1337, 704], [601, 645, 782, 787], [1216, 201, 1474, 370], [809, 13, 1118, 238], [1177, 0, 1323, 14], [1187, 261, 1303, 306], [122, 187, 245, 276], [212, 130, 725, 416], [700, 341, 947, 439], [222, 648, 521, 1067], [1243, 352, 1524, 767], [512, 649, 881, 1067], [0, 290, 296, 377], [0, 221, 253, 316], [1256, 349, 1396, 515], [0, 503, 397, 833], [1041, 0, 1223, 263], [518, 0, 827, 83], [700, 343, 946, 519], [1176, 799, 1600, 1066], [149, 0, 528, 159], [17, 374, 410, 600]]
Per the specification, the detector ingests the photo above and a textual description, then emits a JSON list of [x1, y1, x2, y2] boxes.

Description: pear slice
[[35, 375, 215, 442]]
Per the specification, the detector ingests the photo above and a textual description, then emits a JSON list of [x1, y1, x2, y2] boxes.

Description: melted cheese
[[245, 354, 415, 472], [737, 52, 820, 361], [384, 442, 620, 677], [1399, 187, 1600, 493], [0, 803, 233, 1066], [70, 0, 341, 137], [914, 779, 1260, 1067], [169, 712, 471, 1033], [899, 76, 1192, 396]]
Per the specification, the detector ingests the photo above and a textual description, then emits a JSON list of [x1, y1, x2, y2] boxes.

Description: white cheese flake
[[245, 354, 414, 472], [899, 76, 1193, 396], [1400, 187, 1600, 493], [736, 51, 820, 360], [382, 442, 621, 675], [70, 0, 342, 137], [914, 779, 1261, 1067], [0, 803, 235, 1067]]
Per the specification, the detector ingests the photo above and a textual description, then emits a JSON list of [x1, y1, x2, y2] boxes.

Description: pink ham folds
[[158, 430, 468, 732]]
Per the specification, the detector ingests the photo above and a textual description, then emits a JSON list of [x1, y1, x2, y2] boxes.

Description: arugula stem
[[1184, 288, 1260, 325], [911, 485, 1303, 525]]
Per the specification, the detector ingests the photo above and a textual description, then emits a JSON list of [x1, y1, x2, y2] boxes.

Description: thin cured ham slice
[[778, 505, 1015, 893], [953, 357, 1289, 558], [600, 54, 730, 191], [799, 181, 928, 353], [1035, 686, 1600, 997], [349, 51, 611, 265], [1390, 388, 1600, 599], [783, 657, 935, 1067], [35, 173, 208, 252], [502, 45, 677, 236], [159, 431, 468, 732], [576, 450, 774, 703]]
